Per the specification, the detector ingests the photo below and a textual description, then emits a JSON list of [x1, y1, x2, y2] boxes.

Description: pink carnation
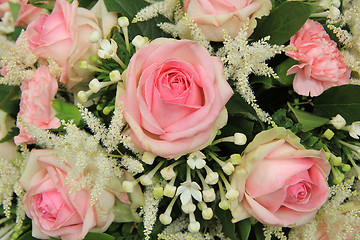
[[285, 19, 350, 97], [14, 66, 60, 145]]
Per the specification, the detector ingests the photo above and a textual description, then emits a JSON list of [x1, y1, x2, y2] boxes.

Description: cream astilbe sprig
[[133, 0, 180, 23], [141, 185, 162, 240], [0, 31, 37, 86], [217, 23, 288, 125]]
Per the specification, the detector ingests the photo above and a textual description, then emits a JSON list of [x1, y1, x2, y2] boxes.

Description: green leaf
[[83, 232, 115, 240], [254, 223, 265, 240], [17, 231, 38, 240], [237, 218, 251, 240], [288, 103, 329, 131], [215, 207, 238, 240], [52, 99, 83, 126], [8, 2, 20, 22], [251, 2, 313, 45], [313, 85, 360, 123], [275, 58, 297, 86], [0, 127, 19, 143], [0, 85, 20, 115], [103, 0, 170, 40], [226, 93, 258, 121]]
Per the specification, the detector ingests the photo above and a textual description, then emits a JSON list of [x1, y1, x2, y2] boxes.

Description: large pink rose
[[230, 127, 330, 227], [118, 38, 233, 159], [183, 0, 272, 41], [26, 0, 100, 89], [286, 19, 351, 97], [19, 149, 115, 240], [14, 66, 60, 145]]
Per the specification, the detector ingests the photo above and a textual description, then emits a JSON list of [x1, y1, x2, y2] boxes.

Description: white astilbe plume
[[263, 226, 287, 240], [0, 31, 37, 85], [141, 185, 162, 240], [122, 155, 144, 174], [327, 0, 360, 77], [133, 0, 179, 22], [218, 23, 287, 125]]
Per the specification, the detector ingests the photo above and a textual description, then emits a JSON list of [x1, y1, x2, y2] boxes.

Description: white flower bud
[[182, 202, 196, 213], [222, 162, 235, 175], [164, 184, 177, 197], [202, 188, 216, 202], [142, 152, 156, 165], [109, 70, 121, 82], [153, 185, 164, 198], [234, 133, 247, 145], [349, 121, 360, 139], [118, 16, 129, 28], [331, 0, 341, 8], [160, 166, 176, 180], [159, 213, 172, 225], [205, 172, 219, 185], [229, 154, 242, 165], [329, 6, 340, 20], [89, 30, 101, 43], [188, 221, 200, 233], [219, 200, 229, 210], [140, 174, 153, 186], [89, 78, 102, 93], [225, 189, 239, 201], [132, 35, 146, 49], [77, 90, 93, 102], [202, 208, 213, 220], [122, 180, 136, 193], [330, 114, 346, 129]]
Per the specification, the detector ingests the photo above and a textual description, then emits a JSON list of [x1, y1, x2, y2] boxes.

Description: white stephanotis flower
[[176, 181, 202, 205], [187, 151, 206, 170], [97, 39, 118, 59], [330, 114, 347, 129]]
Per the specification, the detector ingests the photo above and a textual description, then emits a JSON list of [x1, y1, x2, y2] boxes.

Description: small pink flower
[[230, 127, 330, 227], [19, 149, 115, 240], [183, 0, 272, 41], [286, 19, 351, 97], [118, 38, 233, 159], [14, 66, 60, 145], [26, 0, 100, 89]]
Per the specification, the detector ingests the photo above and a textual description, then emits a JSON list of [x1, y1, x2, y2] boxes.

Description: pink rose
[[183, 0, 272, 41], [19, 149, 115, 240], [26, 0, 100, 89], [230, 127, 330, 227], [118, 38, 233, 159], [14, 66, 60, 145], [285, 19, 351, 97], [15, 0, 44, 28]]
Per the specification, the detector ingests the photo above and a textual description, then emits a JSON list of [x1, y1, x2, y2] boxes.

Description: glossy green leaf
[[226, 93, 258, 120], [52, 99, 83, 126], [215, 207, 238, 240], [254, 223, 265, 240], [84, 232, 115, 240], [0, 85, 20, 115], [237, 218, 251, 240], [8, 2, 20, 22], [275, 58, 297, 86], [17, 231, 38, 240], [251, 2, 313, 45], [288, 103, 329, 131], [103, 0, 170, 40], [313, 85, 360, 123]]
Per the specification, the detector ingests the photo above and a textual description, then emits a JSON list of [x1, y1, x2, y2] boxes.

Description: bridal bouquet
[[0, 0, 360, 239]]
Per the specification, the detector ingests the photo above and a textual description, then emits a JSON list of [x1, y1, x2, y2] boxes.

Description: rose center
[[287, 181, 311, 203], [34, 190, 64, 223]]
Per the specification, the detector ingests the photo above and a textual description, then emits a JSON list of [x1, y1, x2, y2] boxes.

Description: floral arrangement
[[0, 0, 360, 239]]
